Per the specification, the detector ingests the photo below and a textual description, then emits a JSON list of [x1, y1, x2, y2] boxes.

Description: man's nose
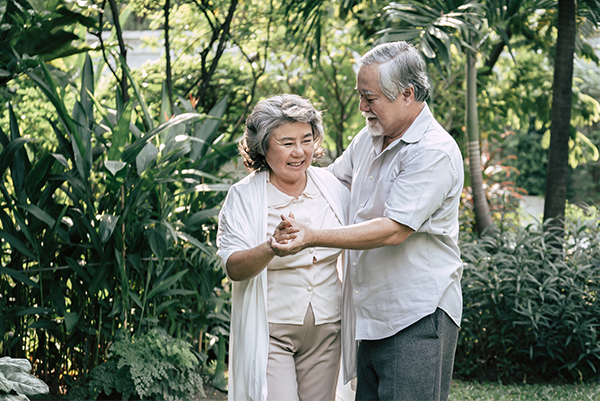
[[359, 97, 370, 112]]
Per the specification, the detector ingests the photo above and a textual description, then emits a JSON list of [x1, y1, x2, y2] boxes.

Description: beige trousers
[[267, 305, 341, 401]]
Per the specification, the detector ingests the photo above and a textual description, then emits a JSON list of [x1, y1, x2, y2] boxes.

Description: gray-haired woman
[[217, 94, 355, 401]]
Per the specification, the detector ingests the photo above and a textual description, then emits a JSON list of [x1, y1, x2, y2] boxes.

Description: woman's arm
[[225, 240, 276, 281]]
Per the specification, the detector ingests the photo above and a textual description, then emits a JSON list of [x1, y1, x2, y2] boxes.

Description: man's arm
[[271, 216, 414, 256]]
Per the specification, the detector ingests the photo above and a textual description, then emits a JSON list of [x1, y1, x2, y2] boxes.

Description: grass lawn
[[29, 378, 600, 400], [449, 379, 600, 400]]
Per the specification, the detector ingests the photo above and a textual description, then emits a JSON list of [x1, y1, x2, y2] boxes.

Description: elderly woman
[[217, 94, 356, 401]]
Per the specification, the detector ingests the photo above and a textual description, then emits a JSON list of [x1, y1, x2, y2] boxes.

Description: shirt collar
[[267, 172, 319, 208]]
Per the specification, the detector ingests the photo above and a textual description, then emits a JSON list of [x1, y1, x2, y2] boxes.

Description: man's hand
[[270, 213, 314, 256]]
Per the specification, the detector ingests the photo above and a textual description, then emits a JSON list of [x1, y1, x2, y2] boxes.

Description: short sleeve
[[384, 149, 457, 231]]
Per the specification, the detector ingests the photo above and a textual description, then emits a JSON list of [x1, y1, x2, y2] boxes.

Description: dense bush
[[456, 210, 600, 383]]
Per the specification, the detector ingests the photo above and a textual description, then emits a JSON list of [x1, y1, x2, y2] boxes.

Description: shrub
[[87, 329, 205, 401], [456, 212, 600, 383]]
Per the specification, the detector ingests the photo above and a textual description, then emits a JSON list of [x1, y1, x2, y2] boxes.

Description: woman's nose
[[291, 143, 303, 155]]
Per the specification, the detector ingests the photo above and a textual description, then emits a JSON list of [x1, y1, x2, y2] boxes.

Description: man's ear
[[402, 86, 414, 100]]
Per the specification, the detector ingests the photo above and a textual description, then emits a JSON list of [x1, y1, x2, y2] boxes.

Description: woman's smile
[[265, 121, 315, 195]]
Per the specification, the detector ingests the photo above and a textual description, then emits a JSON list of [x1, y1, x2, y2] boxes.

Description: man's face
[[356, 64, 411, 140]]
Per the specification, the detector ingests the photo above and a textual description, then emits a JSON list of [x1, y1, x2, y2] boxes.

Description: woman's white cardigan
[[217, 167, 357, 401]]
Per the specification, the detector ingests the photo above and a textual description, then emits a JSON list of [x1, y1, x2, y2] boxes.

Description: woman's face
[[265, 121, 314, 188]]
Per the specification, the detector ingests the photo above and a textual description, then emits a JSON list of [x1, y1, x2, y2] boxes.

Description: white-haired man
[[272, 41, 464, 400]]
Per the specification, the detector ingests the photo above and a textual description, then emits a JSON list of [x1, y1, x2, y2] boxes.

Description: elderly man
[[271, 41, 464, 401]]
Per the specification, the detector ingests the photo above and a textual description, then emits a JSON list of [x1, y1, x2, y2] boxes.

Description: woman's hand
[[270, 213, 314, 256]]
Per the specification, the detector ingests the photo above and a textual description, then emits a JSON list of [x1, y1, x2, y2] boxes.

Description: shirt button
[[360, 203, 364, 208], [369, 175, 373, 180], [355, 290, 359, 295], [352, 262, 356, 266], [307, 286, 313, 292], [309, 248, 315, 254]]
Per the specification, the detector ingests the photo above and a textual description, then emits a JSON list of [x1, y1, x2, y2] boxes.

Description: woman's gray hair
[[239, 94, 325, 172], [358, 41, 430, 102]]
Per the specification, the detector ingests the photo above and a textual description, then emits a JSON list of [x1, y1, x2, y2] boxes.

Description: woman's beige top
[[266, 173, 343, 325]]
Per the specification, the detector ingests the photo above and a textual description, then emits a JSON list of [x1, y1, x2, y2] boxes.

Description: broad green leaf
[[0, 372, 12, 393], [0, 393, 29, 401], [177, 232, 217, 257], [162, 289, 198, 297], [6, 307, 53, 317], [175, 183, 231, 196], [104, 161, 127, 176], [122, 113, 205, 163], [51, 153, 69, 168], [107, 99, 133, 161], [156, 299, 180, 315], [135, 142, 158, 175], [129, 292, 142, 308], [190, 96, 227, 161], [26, 66, 82, 155], [87, 89, 115, 131], [98, 214, 119, 243], [8, 104, 27, 196], [0, 357, 32, 372], [26, 154, 54, 190], [64, 312, 78, 333], [146, 228, 167, 263], [0, 137, 35, 180], [16, 204, 55, 228], [0, 233, 37, 261], [80, 54, 94, 122], [65, 257, 92, 283], [147, 269, 189, 300], [3, 370, 49, 396], [184, 208, 220, 230]]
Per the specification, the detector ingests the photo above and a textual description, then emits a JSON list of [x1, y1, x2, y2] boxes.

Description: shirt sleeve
[[384, 149, 457, 231], [216, 187, 258, 270]]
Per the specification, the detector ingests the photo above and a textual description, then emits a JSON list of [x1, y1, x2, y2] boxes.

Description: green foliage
[[87, 329, 204, 401], [0, 357, 49, 401], [0, 51, 234, 394], [457, 211, 600, 383], [0, 0, 96, 85]]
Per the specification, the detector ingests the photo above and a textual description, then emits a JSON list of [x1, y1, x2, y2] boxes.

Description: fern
[[88, 329, 204, 400]]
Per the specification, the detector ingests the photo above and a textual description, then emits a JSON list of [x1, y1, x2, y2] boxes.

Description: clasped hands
[[268, 212, 314, 257]]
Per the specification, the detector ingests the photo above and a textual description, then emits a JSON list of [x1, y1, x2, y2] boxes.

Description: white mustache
[[362, 112, 377, 119]]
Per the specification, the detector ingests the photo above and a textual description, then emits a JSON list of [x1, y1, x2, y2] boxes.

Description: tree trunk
[[164, 0, 173, 112], [543, 0, 576, 230], [466, 49, 494, 235], [108, 0, 129, 104]]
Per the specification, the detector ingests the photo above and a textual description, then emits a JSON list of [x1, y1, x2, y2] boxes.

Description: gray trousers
[[356, 308, 459, 401]]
